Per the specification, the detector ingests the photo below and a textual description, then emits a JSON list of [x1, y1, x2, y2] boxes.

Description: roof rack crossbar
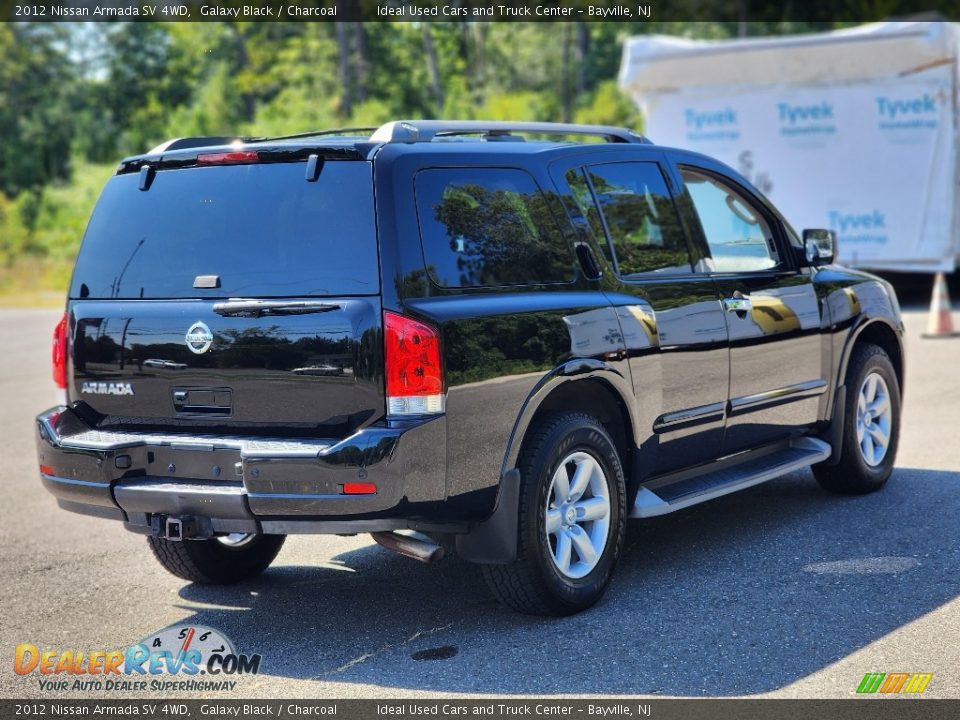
[[369, 120, 649, 144]]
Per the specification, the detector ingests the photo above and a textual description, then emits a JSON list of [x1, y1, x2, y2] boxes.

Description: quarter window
[[581, 162, 691, 277], [681, 168, 780, 272], [415, 168, 573, 288]]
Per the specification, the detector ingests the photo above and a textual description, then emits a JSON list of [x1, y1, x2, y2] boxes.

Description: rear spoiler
[[116, 144, 366, 176]]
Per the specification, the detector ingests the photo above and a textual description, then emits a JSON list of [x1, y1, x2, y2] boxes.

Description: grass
[[0, 258, 69, 308], [0, 159, 113, 307]]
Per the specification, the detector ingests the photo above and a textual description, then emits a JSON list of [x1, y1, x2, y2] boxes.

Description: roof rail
[[369, 120, 649, 144]]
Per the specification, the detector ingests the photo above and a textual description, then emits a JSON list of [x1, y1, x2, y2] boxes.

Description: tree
[[0, 24, 74, 194], [336, 22, 352, 117]]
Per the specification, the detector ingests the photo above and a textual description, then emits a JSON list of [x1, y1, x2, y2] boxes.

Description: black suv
[[37, 121, 904, 616]]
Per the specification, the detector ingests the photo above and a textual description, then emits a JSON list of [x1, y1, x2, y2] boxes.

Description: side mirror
[[802, 229, 836, 266]]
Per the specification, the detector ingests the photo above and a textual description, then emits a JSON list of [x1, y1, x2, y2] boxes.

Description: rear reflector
[[52, 312, 68, 390], [343, 482, 377, 495], [197, 150, 260, 165], [40, 465, 55, 476], [384, 311, 444, 416]]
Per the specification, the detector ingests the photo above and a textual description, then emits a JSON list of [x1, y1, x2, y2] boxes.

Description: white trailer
[[619, 21, 960, 273]]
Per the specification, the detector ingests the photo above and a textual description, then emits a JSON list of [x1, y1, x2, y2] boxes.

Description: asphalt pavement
[[1, 307, 958, 699]]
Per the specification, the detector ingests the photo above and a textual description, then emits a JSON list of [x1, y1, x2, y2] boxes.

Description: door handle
[[723, 293, 752, 313], [574, 242, 602, 281]]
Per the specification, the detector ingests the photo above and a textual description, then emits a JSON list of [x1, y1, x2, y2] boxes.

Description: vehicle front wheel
[[148, 533, 286, 584], [814, 342, 901, 494], [481, 413, 626, 616]]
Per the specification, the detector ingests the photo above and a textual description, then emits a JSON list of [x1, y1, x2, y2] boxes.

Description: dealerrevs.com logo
[[14, 625, 261, 693]]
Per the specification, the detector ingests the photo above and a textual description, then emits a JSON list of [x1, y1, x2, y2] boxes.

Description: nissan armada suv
[[37, 121, 904, 616]]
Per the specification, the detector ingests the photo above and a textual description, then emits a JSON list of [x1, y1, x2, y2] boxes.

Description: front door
[[677, 164, 826, 454]]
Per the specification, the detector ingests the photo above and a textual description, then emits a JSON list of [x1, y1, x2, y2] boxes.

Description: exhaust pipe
[[371, 531, 445, 563]]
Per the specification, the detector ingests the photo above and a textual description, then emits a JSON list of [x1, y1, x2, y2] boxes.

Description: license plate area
[[115, 445, 242, 483]]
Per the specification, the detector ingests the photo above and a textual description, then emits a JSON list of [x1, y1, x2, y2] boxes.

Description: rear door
[[551, 153, 730, 477], [673, 161, 826, 453], [67, 158, 384, 438]]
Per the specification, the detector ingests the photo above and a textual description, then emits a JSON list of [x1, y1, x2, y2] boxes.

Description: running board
[[630, 437, 831, 518]]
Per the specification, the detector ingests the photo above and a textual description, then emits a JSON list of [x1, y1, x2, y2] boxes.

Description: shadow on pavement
[[175, 467, 960, 696]]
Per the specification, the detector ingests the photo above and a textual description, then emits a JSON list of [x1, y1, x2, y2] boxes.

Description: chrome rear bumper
[[36, 405, 448, 536]]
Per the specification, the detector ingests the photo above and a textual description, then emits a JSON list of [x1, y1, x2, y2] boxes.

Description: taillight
[[197, 150, 260, 165], [52, 312, 68, 390], [384, 311, 444, 416]]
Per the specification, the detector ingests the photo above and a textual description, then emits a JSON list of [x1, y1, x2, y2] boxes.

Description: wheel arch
[[502, 361, 638, 493], [840, 318, 905, 395]]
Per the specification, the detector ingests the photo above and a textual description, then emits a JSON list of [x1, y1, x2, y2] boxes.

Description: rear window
[[70, 161, 379, 299], [414, 167, 574, 288]]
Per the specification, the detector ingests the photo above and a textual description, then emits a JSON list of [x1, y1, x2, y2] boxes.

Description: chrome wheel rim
[[856, 372, 893, 467], [217, 533, 254, 548], [545, 451, 611, 580]]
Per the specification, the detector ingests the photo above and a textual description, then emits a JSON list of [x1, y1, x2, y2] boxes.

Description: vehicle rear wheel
[[481, 413, 626, 616], [148, 533, 286, 584], [813, 342, 900, 494]]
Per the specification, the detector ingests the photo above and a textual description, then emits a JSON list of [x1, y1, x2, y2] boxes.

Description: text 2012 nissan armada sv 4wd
[[37, 121, 904, 616]]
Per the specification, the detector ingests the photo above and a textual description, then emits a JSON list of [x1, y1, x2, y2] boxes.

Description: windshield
[[70, 160, 379, 299]]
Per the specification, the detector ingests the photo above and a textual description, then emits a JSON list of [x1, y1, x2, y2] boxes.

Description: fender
[[458, 359, 637, 565], [816, 269, 904, 420], [816, 313, 903, 468], [500, 357, 639, 477], [835, 316, 904, 396]]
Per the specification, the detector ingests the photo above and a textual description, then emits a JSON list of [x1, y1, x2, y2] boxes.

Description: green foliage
[[0, 25, 74, 195], [574, 80, 643, 131], [0, 19, 848, 297]]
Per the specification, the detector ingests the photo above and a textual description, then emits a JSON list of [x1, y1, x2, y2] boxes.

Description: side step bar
[[631, 437, 831, 518]]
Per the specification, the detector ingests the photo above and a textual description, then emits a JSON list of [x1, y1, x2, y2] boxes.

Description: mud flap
[[455, 469, 520, 564]]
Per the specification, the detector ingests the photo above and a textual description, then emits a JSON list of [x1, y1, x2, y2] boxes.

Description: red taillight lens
[[384, 311, 444, 416], [343, 482, 378, 495], [197, 150, 260, 165], [52, 312, 68, 389]]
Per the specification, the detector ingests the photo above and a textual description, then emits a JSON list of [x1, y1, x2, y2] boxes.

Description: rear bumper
[[36, 406, 451, 535]]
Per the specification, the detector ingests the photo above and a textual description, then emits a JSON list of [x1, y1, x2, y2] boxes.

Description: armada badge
[[185, 321, 214, 354], [81, 381, 134, 396]]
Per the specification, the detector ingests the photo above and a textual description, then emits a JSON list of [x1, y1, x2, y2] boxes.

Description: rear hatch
[[67, 152, 383, 438]]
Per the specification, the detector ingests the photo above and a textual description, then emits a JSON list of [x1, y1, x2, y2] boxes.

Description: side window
[[681, 168, 780, 272], [415, 168, 573, 288], [582, 162, 691, 277], [564, 168, 613, 264]]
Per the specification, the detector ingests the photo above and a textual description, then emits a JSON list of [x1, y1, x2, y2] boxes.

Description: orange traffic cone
[[922, 272, 960, 338]]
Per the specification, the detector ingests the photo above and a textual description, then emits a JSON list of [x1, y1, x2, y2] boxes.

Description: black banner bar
[[1, 0, 958, 23], [1, 699, 958, 720]]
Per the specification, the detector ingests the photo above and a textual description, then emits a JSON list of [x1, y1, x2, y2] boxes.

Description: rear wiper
[[212, 299, 341, 318]]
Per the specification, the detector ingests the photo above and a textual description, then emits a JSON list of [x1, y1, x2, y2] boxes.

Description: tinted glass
[[70, 161, 379, 299], [415, 168, 573, 288], [584, 162, 691, 276], [681, 168, 779, 272], [564, 168, 614, 265]]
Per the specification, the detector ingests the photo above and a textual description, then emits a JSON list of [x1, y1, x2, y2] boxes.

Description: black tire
[[481, 413, 626, 616], [814, 342, 901, 494], [148, 534, 286, 584]]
